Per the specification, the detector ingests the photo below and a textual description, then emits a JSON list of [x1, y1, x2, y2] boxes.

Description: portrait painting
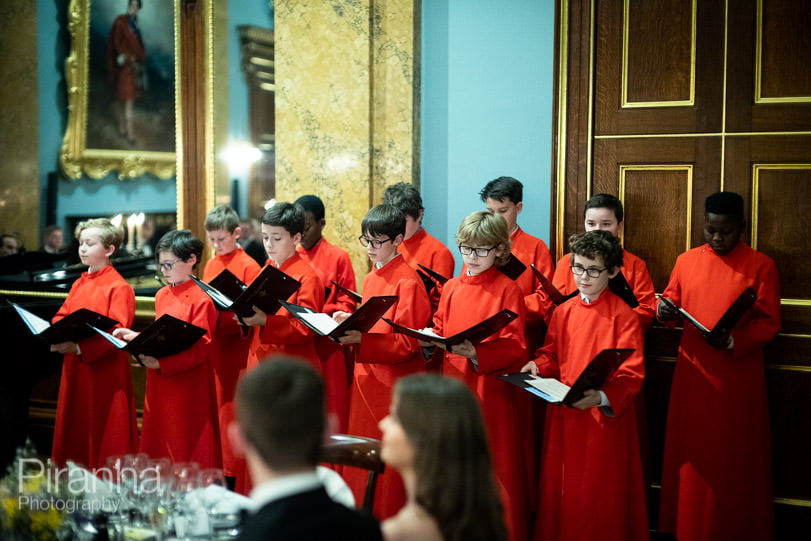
[[61, 0, 177, 180]]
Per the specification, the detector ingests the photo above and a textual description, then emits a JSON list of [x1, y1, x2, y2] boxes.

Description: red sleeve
[[600, 312, 645, 418], [626, 257, 656, 330], [730, 258, 781, 358], [260, 272, 324, 345], [325, 253, 357, 315], [359, 279, 431, 364], [474, 289, 527, 374], [531, 309, 562, 379], [79, 282, 136, 364]]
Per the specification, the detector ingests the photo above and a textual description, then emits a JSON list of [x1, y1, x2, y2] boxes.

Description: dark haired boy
[[551, 193, 656, 328], [522, 230, 647, 541], [656, 191, 780, 541], [232, 357, 382, 541], [333, 204, 431, 519], [480, 176, 554, 343], [382, 182, 455, 309], [294, 194, 358, 432], [114, 229, 221, 468], [202, 204, 261, 485], [243, 202, 325, 372]]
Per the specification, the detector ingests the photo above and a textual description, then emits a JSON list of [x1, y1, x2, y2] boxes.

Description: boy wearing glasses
[[428, 210, 529, 541], [522, 230, 647, 541], [551, 193, 656, 328], [243, 202, 325, 372], [114, 230, 221, 468], [334, 204, 431, 519]]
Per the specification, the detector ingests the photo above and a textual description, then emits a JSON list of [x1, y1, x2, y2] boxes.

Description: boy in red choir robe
[[243, 202, 324, 371], [203, 204, 261, 487], [294, 195, 357, 433], [551, 193, 656, 328], [480, 176, 554, 511], [114, 230, 221, 467], [522, 230, 648, 541], [427, 211, 529, 541], [657, 192, 780, 541], [382, 182, 455, 309], [480, 176, 554, 347], [334, 204, 431, 519], [50, 218, 137, 469]]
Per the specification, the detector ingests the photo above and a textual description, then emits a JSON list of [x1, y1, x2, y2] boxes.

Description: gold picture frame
[[60, 0, 178, 180]]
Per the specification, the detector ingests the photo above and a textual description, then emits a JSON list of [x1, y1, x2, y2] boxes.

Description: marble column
[[275, 0, 419, 283]]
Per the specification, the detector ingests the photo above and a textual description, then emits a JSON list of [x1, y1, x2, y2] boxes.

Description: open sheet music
[[280, 295, 397, 341], [499, 348, 634, 407], [89, 314, 206, 359], [384, 309, 518, 346], [9, 301, 118, 344], [659, 286, 756, 338]]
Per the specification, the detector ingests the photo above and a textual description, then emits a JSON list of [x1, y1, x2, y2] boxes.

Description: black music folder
[[530, 264, 578, 306], [416, 264, 450, 294], [189, 265, 301, 319], [498, 253, 527, 281], [608, 271, 640, 308], [659, 286, 756, 339], [383, 309, 518, 347], [330, 279, 362, 304], [89, 314, 206, 359], [9, 301, 118, 344], [279, 295, 398, 341], [498, 348, 635, 407]]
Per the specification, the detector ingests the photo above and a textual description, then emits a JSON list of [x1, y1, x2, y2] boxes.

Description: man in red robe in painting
[[107, 0, 146, 144]]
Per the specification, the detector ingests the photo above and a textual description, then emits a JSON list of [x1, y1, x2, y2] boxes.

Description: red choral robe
[[434, 266, 529, 541], [657, 242, 780, 541], [344, 254, 431, 519], [202, 247, 261, 477], [51, 264, 137, 469], [247, 253, 324, 370], [397, 227, 455, 310], [139, 280, 221, 468], [553, 250, 656, 329], [530, 290, 648, 541], [297, 238, 357, 432]]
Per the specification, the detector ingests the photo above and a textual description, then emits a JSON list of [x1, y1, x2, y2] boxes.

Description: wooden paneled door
[[552, 0, 811, 535]]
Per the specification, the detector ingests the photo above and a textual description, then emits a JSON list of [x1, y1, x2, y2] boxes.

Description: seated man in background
[[230, 356, 382, 541]]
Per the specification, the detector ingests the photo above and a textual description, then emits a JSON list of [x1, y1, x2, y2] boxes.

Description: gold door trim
[[621, 0, 696, 108], [619, 164, 693, 252], [754, 0, 811, 104], [554, 0, 571, 259], [751, 163, 811, 251]]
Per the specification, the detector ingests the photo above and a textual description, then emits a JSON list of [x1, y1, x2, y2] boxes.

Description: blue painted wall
[[38, 0, 555, 259], [421, 0, 556, 269]]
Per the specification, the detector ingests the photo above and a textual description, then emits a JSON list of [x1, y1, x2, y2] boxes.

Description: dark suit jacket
[[239, 486, 383, 541]]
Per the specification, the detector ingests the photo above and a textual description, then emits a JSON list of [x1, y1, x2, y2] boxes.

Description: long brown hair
[[393, 374, 507, 541]]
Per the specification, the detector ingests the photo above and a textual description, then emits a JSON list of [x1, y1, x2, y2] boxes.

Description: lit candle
[[126, 214, 137, 253], [135, 213, 145, 251]]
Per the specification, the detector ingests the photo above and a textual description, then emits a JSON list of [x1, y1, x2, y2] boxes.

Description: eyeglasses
[[158, 258, 182, 271], [458, 245, 497, 258], [570, 264, 607, 278], [358, 236, 393, 249]]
